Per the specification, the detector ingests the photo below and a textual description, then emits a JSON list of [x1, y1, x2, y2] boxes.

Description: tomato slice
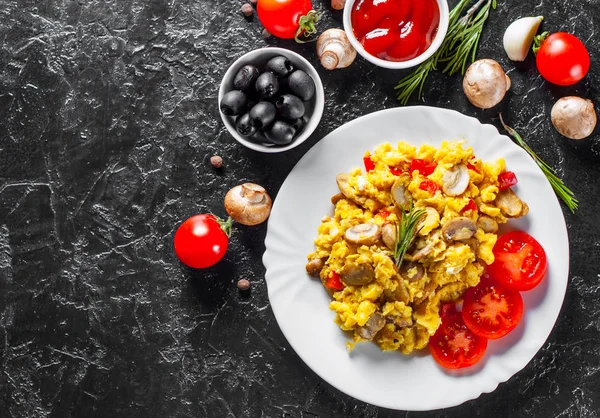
[[498, 171, 518, 191], [410, 159, 437, 176], [462, 278, 523, 339], [430, 310, 488, 369], [487, 231, 548, 291]]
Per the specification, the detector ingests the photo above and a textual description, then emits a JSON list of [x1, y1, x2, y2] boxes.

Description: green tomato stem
[[294, 10, 320, 44], [214, 215, 233, 237]]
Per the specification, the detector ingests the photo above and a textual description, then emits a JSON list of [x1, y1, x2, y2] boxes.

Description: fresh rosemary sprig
[[394, 204, 427, 269], [395, 0, 497, 104], [499, 114, 579, 213]]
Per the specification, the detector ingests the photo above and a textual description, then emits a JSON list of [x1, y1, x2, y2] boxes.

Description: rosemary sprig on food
[[395, 0, 497, 105], [394, 204, 427, 269], [499, 114, 579, 213]]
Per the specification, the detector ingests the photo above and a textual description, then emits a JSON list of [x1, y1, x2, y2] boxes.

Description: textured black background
[[1, 0, 599, 417]]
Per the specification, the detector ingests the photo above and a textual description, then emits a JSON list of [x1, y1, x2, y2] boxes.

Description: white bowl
[[218, 47, 325, 153], [343, 0, 450, 69]]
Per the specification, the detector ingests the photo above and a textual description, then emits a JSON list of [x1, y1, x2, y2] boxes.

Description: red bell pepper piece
[[389, 166, 404, 176], [461, 199, 478, 213], [410, 159, 437, 176], [325, 272, 344, 291], [419, 179, 439, 193], [498, 171, 518, 190], [363, 155, 375, 172]]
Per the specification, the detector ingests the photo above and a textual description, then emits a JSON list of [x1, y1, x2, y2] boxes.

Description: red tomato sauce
[[351, 0, 440, 62]]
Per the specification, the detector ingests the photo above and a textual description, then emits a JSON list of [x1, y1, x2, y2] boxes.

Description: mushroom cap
[[442, 164, 470, 196], [391, 175, 412, 210], [224, 183, 272, 226], [463, 59, 510, 109], [381, 222, 396, 250], [551, 96, 597, 140], [495, 188, 529, 218]]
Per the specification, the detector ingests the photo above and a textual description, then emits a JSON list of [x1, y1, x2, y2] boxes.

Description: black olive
[[287, 70, 316, 101], [220, 90, 248, 116], [249, 101, 276, 129], [264, 120, 295, 145], [255, 72, 279, 99], [276, 94, 305, 120], [265, 56, 295, 78], [235, 112, 257, 137], [290, 116, 309, 135], [233, 65, 260, 92]]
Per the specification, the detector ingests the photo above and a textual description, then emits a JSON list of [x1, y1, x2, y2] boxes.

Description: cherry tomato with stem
[[174, 214, 233, 269], [534, 32, 590, 86], [487, 231, 548, 291], [430, 309, 488, 369], [257, 0, 319, 41], [462, 277, 524, 339]]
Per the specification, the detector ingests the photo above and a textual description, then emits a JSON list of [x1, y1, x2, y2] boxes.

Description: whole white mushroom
[[463, 59, 511, 109], [551, 96, 597, 140]]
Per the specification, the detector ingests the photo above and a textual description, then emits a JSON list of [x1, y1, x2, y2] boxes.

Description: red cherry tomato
[[487, 231, 548, 291], [174, 214, 231, 268], [257, 0, 314, 40], [462, 278, 524, 339], [536, 32, 590, 86], [498, 171, 518, 191], [419, 179, 439, 193], [410, 159, 437, 176], [430, 310, 488, 369]]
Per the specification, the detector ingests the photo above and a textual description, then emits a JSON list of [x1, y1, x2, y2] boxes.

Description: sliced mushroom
[[407, 242, 435, 261], [344, 223, 381, 246], [413, 281, 439, 305], [477, 215, 499, 233], [381, 222, 396, 250], [495, 188, 529, 218], [393, 275, 410, 304], [305, 258, 325, 278], [391, 175, 412, 210], [463, 237, 480, 253], [330, 193, 345, 205], [336, 173, 353, 197], [442, 164, 470, 196], [398, 261, 425, 282], [441, 217, 478, 241], [357, 312, 385, 341], [386, 316, 413, 328], [339, 262, 375, 286]]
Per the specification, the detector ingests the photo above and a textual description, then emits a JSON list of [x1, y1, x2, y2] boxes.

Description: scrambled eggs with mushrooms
[[306, 141, 528, 354]]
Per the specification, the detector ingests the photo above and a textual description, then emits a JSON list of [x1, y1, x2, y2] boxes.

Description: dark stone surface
[[1, 0, 599, 416]]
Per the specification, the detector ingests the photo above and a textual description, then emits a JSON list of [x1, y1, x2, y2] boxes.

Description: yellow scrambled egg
[[306, 140, 528, 354]]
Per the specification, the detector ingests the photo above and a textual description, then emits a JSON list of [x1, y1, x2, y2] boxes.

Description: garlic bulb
[[503, 16, 543, 61], [316, 29, 357, 70]]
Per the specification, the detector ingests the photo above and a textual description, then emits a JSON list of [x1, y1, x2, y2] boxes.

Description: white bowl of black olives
[[218, 47, 324, 153]]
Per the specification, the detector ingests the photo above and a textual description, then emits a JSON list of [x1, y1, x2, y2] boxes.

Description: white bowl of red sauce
[[343, 0, 449, 69]]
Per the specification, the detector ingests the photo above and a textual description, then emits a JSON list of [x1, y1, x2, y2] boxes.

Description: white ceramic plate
[[262, 107, 569, 411]]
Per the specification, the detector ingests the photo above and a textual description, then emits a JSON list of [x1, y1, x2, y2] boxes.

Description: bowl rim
[[342, 0, 450, 70], [218, 47, 325, 153]]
